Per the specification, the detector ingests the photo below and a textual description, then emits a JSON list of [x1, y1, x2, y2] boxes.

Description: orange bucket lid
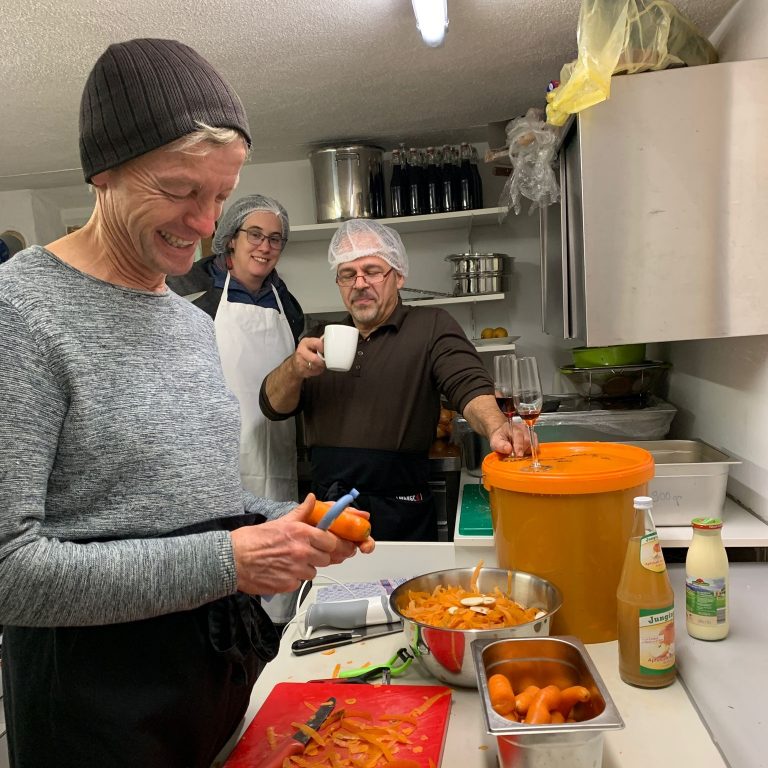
[[482, 442, 655, 495]]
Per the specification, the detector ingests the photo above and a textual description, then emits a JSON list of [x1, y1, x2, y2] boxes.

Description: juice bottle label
[[686, 577, 727, 626], [638, 605, 675, 675], [640, 532, 665, 572]]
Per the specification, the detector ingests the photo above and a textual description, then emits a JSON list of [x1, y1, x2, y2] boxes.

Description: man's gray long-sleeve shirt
[[0, 247, 293, 627]]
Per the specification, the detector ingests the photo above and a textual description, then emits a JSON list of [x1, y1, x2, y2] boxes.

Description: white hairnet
[[212, 194, 290, 255], [327, 219, 409, 278]]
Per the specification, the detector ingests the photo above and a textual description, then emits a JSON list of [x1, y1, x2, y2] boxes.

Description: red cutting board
[[223, 682, 452, 767]]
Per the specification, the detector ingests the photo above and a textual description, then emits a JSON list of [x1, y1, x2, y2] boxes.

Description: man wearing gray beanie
[[0, 38, 373, 768]]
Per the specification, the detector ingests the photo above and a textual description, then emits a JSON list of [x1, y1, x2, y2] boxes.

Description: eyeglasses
[[335, 267, 394, 287], [237, 228, 286, 250]]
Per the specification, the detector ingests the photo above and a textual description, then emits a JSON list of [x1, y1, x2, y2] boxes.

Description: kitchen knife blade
[[260, 696, 336, 768], [291, 621, 403, 655]]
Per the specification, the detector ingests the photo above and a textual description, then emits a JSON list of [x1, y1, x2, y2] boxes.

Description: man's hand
[[291, 337, 327, 379], [489, 419, 531, 457], [262, 338, 327, 416], [463, 393, 531, 457], [230, 495, 375, 595]]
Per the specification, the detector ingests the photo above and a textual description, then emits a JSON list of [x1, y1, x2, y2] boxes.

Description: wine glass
[[493, 354, 516, 429], [512, 356, 546, 470]]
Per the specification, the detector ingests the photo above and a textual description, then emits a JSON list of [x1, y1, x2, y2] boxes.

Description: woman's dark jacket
[[166, 255, 304, 344]]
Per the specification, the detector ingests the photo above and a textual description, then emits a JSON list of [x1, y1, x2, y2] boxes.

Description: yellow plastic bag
[[546, 0, 718, 126]]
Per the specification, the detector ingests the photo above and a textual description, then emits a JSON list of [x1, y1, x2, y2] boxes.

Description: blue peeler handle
[[316, 488, 360, 530]]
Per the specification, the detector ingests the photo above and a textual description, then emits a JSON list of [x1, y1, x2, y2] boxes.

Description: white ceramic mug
[[321, 324, 359, 372]]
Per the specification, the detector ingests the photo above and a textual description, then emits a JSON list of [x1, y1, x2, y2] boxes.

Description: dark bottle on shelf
[[440, 144, 455, 212], [458, 142, 475, 210], [450, 146, 462, 209], [407, 147, 422, 216], [470, 145, 484, 210], [369, 157, 385, 218], [377, 157, 387, 217], [389, 149, 406, 217], [425, 147, 442, 215], [418, 148, 430, 215]]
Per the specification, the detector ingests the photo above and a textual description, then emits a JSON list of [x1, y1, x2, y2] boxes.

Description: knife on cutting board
[[261, 696, 336, 768], [291, 621, 403, 655]]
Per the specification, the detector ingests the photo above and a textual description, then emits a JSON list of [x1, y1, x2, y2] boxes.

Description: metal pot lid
[[309, 144, 384, 156], [444, 252, 509, 260]]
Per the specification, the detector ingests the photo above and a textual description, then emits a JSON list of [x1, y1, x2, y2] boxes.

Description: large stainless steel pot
[[452, 271, 504, 296], [389, 567, 562, 688], [308, 144, 384, 223]]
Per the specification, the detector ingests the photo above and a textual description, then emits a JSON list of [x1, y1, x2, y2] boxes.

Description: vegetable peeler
[[307, 648, 414, 686], [338, 647, 414, 681], [315, 488, 360, 530]]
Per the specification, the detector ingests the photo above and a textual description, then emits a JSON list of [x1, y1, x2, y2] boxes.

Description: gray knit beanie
[[212, 194, 290, 257], [79, 38, 251, 182]]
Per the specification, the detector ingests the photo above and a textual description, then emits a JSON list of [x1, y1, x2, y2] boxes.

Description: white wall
[[667, 0, 768, 521], [0, 190, 37, 246]]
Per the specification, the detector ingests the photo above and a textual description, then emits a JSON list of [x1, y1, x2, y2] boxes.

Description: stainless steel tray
[[622, 440, 740, 525]]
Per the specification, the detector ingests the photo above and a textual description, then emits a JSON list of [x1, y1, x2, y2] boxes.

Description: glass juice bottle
[[617, 496, 677, 688], [686, 517, 729, 640]]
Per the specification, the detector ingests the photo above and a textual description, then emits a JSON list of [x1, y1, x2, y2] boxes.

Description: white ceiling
[[0, 0, 736, 192]]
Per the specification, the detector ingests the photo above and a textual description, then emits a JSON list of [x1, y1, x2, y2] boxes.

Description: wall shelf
[[402, 292, 504, 307], [306, 292, 506, 315], [290, 207, 508, 242]]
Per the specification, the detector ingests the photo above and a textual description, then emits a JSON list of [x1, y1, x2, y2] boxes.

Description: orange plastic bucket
[[482, 443, 654, 643]]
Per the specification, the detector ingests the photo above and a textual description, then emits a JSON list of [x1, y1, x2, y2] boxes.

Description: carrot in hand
[[487, 673, 516, 716], [308, 499, 371, 542]]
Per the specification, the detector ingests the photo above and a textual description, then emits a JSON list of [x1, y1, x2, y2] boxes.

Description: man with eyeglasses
[[261, 218, 529, 541]]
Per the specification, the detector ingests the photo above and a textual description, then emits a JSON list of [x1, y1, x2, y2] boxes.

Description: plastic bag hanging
[[497, 108, 561, 217], [546, 0, 718, 126]]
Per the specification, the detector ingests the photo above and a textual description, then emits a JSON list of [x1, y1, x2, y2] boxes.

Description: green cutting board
[[458, 482, 493, 537]]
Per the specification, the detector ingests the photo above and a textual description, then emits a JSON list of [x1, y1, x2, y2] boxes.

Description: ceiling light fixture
[[412, 0, 448, 48]]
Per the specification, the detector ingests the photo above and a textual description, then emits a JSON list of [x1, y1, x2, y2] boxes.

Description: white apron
[[215, 272, 298, 502]]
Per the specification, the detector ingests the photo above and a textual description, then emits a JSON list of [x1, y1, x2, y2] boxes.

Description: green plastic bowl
[[571, 344, 646, 368]]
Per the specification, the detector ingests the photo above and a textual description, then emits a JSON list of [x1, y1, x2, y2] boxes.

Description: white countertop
[[217, 543, 768, 768], [670, 562, 768, 768]]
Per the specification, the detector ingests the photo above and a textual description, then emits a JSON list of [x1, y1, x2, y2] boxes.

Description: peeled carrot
[[557, 685, 591, 719], [524, 697, 552, 725], [550, 711, 566, 724], [524, 685, 562, 725], [487, 673, 516, 716], [308, 499, 371, 542], [514, 685, 540, 716]]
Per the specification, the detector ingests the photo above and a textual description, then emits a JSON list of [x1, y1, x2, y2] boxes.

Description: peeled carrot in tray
[[557, 685, 591, 719], [514, 685, 540, 716], [497, 681, 593, 725], [308, 499, 371, 542], [487, 673, 516, 716]]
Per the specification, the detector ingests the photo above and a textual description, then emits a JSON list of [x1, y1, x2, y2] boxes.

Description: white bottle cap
[[633, 496, 654, 509]]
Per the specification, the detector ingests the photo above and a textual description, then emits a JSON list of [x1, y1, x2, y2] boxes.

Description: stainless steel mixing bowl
[[389, 567, 563, 688]]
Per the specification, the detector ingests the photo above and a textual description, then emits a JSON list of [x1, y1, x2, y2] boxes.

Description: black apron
[[310, 445, 438, 541], [1, 514, 279, 768]]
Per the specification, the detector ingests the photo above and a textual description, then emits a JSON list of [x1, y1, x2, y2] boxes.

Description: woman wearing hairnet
[[167, 194, 303, 505]]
